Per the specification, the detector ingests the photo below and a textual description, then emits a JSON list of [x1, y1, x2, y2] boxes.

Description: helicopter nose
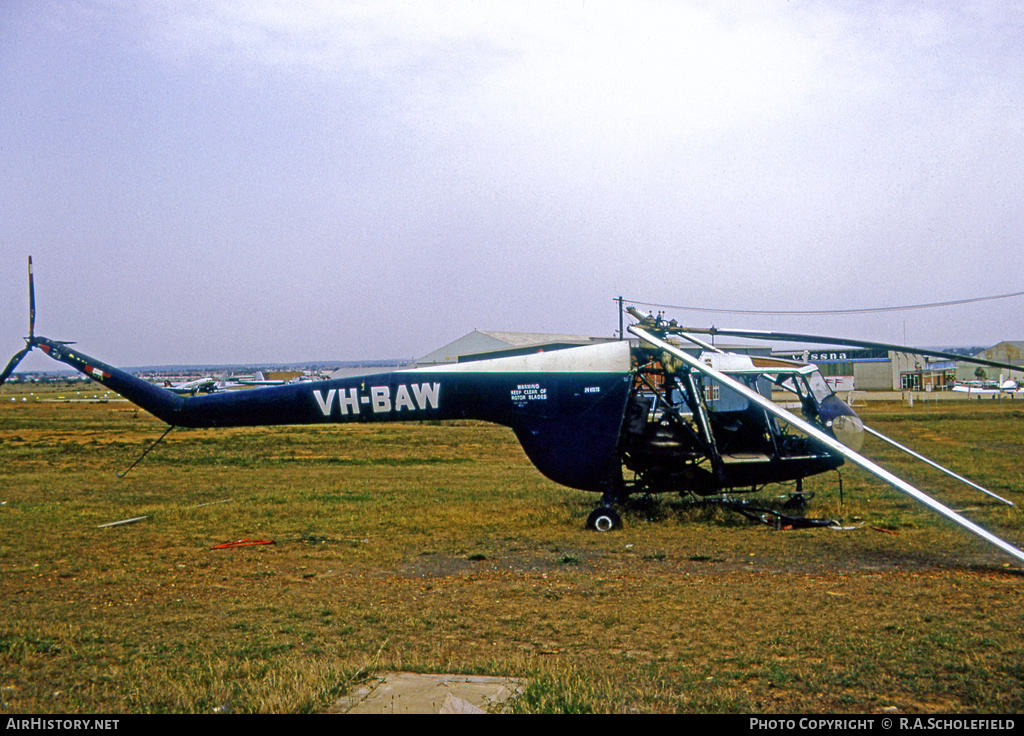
[[817, 394, 865, 452], [830, 412, 865, 452]]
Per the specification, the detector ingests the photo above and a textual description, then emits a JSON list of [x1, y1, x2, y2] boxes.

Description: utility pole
[[617, 296, 624, 340]]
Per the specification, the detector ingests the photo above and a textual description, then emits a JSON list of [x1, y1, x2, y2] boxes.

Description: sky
[[2, 1, 1023, 370]]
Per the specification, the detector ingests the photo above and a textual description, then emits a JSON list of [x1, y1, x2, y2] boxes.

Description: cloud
[[3, 1, 1023, 368]]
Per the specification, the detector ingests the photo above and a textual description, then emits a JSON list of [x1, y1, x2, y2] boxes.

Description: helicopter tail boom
[[34, 337, 187, 423], [11, 321, 635, 493]]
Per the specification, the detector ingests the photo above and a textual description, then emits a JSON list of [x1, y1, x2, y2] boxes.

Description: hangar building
[[412, 330, 769, 367], [412, 330, 618, 366], [955, 341, 1024, 383]]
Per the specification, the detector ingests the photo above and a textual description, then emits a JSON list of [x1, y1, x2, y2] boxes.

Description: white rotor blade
[[629, 325, 1024, 565], [863, 425, 1014, 507]]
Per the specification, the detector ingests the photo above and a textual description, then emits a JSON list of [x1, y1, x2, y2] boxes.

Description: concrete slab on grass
[[329, 671, 527, 714]]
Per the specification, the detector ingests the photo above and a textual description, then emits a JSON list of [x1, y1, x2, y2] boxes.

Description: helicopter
[[3, 258, 1022, 564]]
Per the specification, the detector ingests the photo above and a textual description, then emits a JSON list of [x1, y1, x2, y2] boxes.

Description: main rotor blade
[[679, 327, 1022, 375], [629, 324, 1024, 565], [863, 425, 1014, 507], [0, 346, 31, 387]]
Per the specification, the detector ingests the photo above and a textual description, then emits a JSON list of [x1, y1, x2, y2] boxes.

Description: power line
[[622, 290, 1024, 317]]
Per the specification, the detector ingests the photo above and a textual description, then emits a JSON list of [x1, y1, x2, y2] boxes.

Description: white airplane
[[236, 371, 286, 387], [952, 377, 1022, 396], [162, 377, 217, 395]]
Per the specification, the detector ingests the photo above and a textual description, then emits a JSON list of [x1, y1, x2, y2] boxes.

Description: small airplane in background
[[952, 379, 1021, 396], [236, 371, 286, 387], [163, 377, 218, 395], [3, 257, 1023, 565], [163, 374, 253, 394]]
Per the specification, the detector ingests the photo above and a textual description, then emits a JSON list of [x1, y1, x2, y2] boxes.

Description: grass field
[[1, 387, 1023, 713]]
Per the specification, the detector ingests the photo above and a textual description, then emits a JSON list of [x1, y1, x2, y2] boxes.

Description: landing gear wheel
[[783, 492, 814, 510], [587, 507, 621, 532]]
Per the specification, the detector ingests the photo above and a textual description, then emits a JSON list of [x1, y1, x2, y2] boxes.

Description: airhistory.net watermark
[[5, 719, 119, 731]]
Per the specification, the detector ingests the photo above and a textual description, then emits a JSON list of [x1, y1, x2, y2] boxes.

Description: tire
[[587, 507, 621, 532]]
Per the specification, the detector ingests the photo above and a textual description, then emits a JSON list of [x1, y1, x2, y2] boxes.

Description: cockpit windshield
[[807, 371, 833, 403]]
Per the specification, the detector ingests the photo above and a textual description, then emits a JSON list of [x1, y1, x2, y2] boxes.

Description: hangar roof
[[973, 341, 1024, 366], [412, 329, 616, 366]]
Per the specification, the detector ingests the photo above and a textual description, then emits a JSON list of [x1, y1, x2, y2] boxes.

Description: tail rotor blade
[[1, 257, 39, 388], [28, 256, 35, 338], [0, 346, 31, 387]]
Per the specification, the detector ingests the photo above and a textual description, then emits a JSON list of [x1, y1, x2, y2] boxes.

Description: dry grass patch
[[2, 389, 1023, 713]]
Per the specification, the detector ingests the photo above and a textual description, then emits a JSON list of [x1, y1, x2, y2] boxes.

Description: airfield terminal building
[[775, 341, 1023, 392]]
